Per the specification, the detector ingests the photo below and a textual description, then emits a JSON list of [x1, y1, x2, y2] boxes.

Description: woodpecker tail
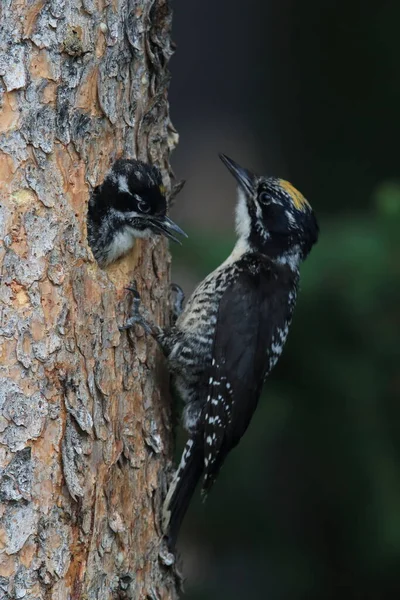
[[162, 436, 203, 550]]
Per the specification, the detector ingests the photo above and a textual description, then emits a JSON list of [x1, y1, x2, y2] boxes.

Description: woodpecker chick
[[123, 154, 319, 549], [87, 159, 187, 267]]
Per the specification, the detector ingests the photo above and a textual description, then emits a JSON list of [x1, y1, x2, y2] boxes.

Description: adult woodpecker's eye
[[259, 192, 271, 204], [138, 199, 151, 213]]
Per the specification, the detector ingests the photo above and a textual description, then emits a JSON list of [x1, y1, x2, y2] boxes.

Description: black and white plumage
[[87, 158, 186, 267], [124, 154, 319, 549]]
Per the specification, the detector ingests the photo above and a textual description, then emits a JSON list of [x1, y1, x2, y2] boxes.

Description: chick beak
[[219, 153, 256, 196], [147, 215, 188, 245]]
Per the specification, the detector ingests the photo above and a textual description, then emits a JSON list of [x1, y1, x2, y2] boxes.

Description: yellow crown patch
[[159, 184, 166, 196], [279, 179, 310, 212]]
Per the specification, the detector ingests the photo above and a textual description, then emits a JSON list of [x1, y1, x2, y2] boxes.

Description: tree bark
[[0, 1, 179, 598]]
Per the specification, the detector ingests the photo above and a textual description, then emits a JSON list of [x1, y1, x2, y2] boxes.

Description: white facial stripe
[[110, 207, 140, 220], [125, 210, 140, 219], [285, 209, 296, 225]]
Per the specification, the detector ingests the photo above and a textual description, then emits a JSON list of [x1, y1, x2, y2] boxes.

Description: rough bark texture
[[0, 1, 179, 598]]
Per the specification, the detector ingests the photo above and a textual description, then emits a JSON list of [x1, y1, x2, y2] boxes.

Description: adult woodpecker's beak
[[219, 153, 256, 196], [147, 215, 188, 245]]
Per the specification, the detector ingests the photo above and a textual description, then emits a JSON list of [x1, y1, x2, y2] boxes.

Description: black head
[[90, 158, 187, 244], [219, 154, 319, 266]]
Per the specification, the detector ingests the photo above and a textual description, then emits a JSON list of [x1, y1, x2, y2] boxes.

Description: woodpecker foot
[[170, 283, 185, 323], [120, 283, 154, 336]]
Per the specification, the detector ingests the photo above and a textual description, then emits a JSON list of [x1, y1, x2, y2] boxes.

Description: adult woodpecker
[[122, 154, 319, 549]]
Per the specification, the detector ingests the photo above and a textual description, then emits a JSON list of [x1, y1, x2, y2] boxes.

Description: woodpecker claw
[[125, 283, 139, 296], [170, 283, 183, 294], [120, 284, 153, 335], [124, 282, 141, 310]]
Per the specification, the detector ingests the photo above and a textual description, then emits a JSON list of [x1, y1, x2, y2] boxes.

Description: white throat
[[235, 188, 251, 240]]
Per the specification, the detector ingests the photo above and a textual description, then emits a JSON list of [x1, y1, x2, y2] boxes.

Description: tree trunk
[[0, 1, 179, 598]]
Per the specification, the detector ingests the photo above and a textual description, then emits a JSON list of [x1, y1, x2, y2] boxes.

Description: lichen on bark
[[0, 0, 179, 598]]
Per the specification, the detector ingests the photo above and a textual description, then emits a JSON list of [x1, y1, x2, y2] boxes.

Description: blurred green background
[[168, 1, 400, 598]]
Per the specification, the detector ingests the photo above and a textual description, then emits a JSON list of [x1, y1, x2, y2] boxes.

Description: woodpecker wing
[[203, 257, 296, 493]]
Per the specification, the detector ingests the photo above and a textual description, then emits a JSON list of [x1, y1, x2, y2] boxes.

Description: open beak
[[219, 153, 256, 196], [147, 215, 188, 245]]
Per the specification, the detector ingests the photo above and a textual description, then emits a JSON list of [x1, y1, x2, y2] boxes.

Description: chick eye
[[259, 192, 271, 204], [138, 199, 150, 213]]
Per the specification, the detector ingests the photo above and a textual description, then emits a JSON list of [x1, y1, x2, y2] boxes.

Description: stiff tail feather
[[162, 437, 203, 550]]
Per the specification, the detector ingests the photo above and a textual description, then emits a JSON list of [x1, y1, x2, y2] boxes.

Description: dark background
[[167, 1, 400, 598]]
